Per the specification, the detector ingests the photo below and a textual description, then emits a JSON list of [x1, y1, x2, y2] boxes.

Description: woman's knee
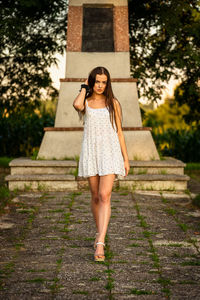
[[98, 191, 111, 204], [91, 193, 99, 204]]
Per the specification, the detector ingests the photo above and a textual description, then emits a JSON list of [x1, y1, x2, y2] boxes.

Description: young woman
[[73, 66, 130, 262]]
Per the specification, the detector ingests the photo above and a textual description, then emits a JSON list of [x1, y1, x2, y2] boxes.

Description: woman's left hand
[[124, 160, 130, 176]]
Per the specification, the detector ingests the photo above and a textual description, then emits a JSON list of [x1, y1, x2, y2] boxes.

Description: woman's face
[[93, 74, 107, 95]]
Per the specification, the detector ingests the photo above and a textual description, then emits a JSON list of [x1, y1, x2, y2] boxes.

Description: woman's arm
[[113, 99, 130, 176], [73, 79, 88, 111]]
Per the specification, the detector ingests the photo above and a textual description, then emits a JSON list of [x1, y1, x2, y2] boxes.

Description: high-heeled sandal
[[94, 242, 105, 262], [94, 232, 99, 249]]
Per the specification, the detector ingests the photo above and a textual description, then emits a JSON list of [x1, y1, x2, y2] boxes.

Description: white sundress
[[78, 99, 126, 178]]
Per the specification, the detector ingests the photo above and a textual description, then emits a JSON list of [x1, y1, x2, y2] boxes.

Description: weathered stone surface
[[0, 189, 200, 299], [6, 157, 189, 192]]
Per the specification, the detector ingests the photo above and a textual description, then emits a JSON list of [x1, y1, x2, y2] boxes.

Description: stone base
[[6, 174, 77, 191], [37, 130, 159, 160], [5, 157, 189, 192], [119, 174, 189, 191], [37, 131, 83, 160]]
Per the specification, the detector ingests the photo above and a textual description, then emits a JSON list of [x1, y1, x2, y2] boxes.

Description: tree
[[128, 0, 200, 124], [142, 95, 192, 132], [0, 0, 68, 115], [1, 0, 199, 125]]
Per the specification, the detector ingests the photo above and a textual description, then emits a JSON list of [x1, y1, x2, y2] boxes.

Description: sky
[[49, 51, 180, 107]]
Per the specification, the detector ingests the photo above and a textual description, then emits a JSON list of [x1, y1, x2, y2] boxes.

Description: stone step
[[6, 157, 189, 192], [9, 158, 77, 175], [129, 157, 185, 175], [6, 173, 189, 192], [5, 174, 77, 191], [119, 174, 190, 191], [9, 157, 185, 175]]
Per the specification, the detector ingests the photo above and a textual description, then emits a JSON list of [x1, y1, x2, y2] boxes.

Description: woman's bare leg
[[95, 174, 115, 257], [88, 175, 100, 232]]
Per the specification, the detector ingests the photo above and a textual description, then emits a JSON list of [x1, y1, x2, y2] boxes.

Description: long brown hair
[[78, 66, 123, 132]]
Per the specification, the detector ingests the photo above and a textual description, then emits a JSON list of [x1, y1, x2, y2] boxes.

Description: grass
[[181, 260, 200, 266], [0, 185, 10, 199], [72, 290, 89, 295], [178, 223, 188, 232], [164, 207, 177, 216], [133, 155, 142, 161], [15, 243, 24, 250], [143, 230, 157, 238], [0, 157, 14, 167], [133, 197, 171, 298], [185, 163, 200, 170], [185, 163, 200, 184], [159, 169, 167, 175], [90, 276, 100, 281], [137, 168, 148, 175], [186, 171, 200, 182], [137, 214, 149, 229], [69, 167, 78, 177], [119, 191, 129, 195], [26, 277, 46, 283], [48, 209, 65, 213], [114, 260, 128, 263], [129, 243, 141, 247], [192, 194, 200, 208], [168, 243, 183, 247], [128, 168, 135, 174], [30, 149, 39, 160], [156, 277, 172, 285], [130, 288, 154, 295], [179, 280, 196, 284], [27, 269, 46, 273], [0, 185, 17, 216]]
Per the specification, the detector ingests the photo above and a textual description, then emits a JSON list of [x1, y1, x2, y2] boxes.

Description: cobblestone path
[[0, 190, 200, 299]]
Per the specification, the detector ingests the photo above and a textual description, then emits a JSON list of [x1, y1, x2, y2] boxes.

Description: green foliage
[[0, 107, 55, 157], [152, 128, 200, 162], [142, 93, 200, 162], [192, 194, 200, 208], [174, 80, 200, 126], [0, 185, 11, 215], [143, 97, 193, 131], [0, 157, 13, 167], [185, 163, 200, 170], [0, 0, 67, 114], [129, 0, 200, 123]]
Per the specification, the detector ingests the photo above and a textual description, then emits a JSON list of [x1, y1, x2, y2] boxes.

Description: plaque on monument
[[82, 6, 114, 52]]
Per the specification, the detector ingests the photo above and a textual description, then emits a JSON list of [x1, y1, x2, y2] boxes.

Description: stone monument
[[6, 0, 190, 192], [37, 0, 159, 160]]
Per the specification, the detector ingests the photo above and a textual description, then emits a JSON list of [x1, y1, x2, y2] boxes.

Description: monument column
[[38, 0, 159, 161]]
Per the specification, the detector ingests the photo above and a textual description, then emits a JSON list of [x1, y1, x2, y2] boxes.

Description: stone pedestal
[[38, 0, 159, 160]]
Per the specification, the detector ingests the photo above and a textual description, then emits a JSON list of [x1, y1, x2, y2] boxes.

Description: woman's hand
[[84, 78, 88, 85], [124, 160, 130, 176]]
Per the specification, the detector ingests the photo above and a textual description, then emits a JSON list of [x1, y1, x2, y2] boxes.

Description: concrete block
[[65, 52, 130, 78], [54, 81, 142, 127], [124, 131, 159, 160], [37, 131, 83, 160], [119, 174, 190, 191], [119, 180, 188, 191], [8, 181, 77, 192]]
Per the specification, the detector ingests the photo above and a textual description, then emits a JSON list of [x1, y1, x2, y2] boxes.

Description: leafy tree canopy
[[142, 94, 192, 132], [1, 0, 199, 125], [129, 0, 200, 125], [0, 0, 67, 115]]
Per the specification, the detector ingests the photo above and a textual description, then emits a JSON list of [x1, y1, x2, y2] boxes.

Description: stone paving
[[0, 189, 200, 299]]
